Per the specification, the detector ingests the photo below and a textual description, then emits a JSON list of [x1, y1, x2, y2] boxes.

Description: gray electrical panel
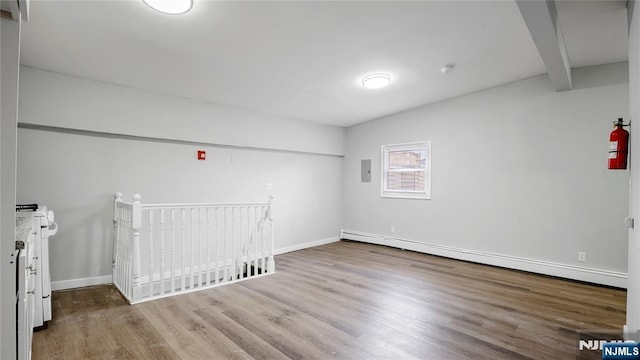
[[361, 159, 372, 182]]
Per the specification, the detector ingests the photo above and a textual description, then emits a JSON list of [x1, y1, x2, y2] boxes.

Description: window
[[381, 141, 431, 199]]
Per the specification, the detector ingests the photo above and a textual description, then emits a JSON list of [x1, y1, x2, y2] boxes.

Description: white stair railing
[[113, 193, 275, 304]]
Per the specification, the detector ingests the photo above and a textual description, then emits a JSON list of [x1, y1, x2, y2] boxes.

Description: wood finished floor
[[33, 241, 626, 360]]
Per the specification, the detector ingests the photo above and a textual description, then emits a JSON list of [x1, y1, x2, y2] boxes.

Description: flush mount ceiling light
[[441, 63, 455, 74], [362, 73, 391, 89], [143, 0, 193, 15]]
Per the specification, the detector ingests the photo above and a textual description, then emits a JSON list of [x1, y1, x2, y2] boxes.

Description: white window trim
[[381, 141, 431, 200]]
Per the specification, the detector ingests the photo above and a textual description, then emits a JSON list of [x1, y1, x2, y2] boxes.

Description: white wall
[[627, 0, 640, 336], [1, 14, 21, 360], [343, 62, 630, 285], [16, 59, 631, 291], [19, 67, 345, 156], [17, 68, 344, 288]]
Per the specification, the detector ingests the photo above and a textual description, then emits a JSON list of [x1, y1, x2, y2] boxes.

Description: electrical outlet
[[578, 252, 586, 262], [390, 226, 396, 234], [266, 183, 273, 191]]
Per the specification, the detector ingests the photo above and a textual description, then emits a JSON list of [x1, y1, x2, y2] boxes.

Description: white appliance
[[16, 205, 57, 328], [15, 216, 35, 360]]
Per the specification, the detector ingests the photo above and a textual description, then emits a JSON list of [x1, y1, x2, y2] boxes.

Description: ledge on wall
[[340, 230, 627, 288]]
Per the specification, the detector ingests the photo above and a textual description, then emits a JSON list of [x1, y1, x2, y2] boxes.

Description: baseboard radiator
[[113, 193, 275, 304]]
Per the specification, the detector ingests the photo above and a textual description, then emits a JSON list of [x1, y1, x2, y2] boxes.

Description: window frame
[[380, 141, 431, 200]]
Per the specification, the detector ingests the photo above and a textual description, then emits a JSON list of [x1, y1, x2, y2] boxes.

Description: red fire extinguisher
[[608, 117, 630, 170]]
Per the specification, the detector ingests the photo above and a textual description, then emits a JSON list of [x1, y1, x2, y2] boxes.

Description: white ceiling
[[556, 0, 628, 68], [19, 0, 628, 127]]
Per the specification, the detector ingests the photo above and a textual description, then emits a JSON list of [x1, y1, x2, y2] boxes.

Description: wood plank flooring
[[32, 241, 626, 359]]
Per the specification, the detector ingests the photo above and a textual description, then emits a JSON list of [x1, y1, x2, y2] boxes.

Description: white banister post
[[131, 194, 142, 300], [268, 195, 275, 273], [114, 192, 122, 222], [113, 192, 122, 282]]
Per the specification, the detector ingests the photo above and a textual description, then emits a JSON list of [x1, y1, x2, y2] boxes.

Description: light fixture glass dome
[[362, 73, 391, 89], [143, 0, 193, 15]]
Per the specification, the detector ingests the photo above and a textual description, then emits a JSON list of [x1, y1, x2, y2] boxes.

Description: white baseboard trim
[[51, 275, 112, 291], [275, 236, 340, 255], [340, 230, 627, 288]]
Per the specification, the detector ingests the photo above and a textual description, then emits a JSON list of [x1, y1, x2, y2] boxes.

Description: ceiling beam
[[516, 0, 572, 91], [0, 0, 19, 20]]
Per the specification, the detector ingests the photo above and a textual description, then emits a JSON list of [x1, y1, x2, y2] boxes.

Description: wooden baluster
[[159, 209, 165, 296], [125, 208, 128, 298], [181, 208, 186, 291], [231, 207, 236, 281], [262, 205, 267, 273], [257, 206, 262, 273], [240, 207, 245, 279], [239, 207, 244, 281], [235, 207, 240, 281], [222, 207, 229, 282], [190, 208, 196, 289], [120, 207, 125, 290], [170, 209, 176, 293], [249, 206, 254, 277], [249, 206, 254, 276], [124, 208, 129, 298], [131, 194, 142, 301], [128, 217, 133, 300], [247, 206, 252, 278], [248, 206, 252, 276], [197, 208, 203, 288], [148, 210, 154, 298], [120, 207, 126, 291], [123, 207, 128, 289], [236, 207, 241, 280], [214, 207, 220, 285], [239, 207, 243, 279], [246, 206, 250, 278], [252, 206, 262, 271], [254, 206, 259, 275], [130, 207, 134, 297], [131, 208, 135, 296], [240, 206, 245, 279], [268, 196, 275, 273], [232, 207, 236, 281], [206, 208, 212, 286], [122, 210, 133, 299]]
